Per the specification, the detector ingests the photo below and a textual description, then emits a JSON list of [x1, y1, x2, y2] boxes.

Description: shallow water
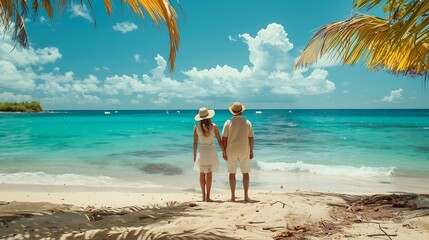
[[0, 109, 428, 192]]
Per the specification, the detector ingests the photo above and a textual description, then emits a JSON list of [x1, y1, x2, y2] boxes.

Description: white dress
[[194, 124, 221, 173]]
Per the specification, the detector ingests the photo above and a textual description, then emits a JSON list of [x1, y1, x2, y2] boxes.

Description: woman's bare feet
[[206, 198, 213, 202]]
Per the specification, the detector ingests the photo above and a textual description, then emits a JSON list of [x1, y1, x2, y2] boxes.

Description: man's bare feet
[[244, 197, 251, 202], [206, 198, 213, 202], [228, 197, 236, 202]]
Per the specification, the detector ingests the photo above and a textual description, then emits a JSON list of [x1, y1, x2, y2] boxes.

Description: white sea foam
[[256, 161, 396, 177], [0, 171, 160, 188]]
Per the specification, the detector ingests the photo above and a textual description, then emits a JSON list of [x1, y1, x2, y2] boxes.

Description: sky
[[1, 0, 428, 110]]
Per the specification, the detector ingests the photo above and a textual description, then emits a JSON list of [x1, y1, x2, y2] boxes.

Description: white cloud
[[1, 22, 336, 108], [41, 93, 101, 105], [0, 38, 61, 66], [84, 24, 334, 105], [183, 23, 335, 98], [0, 29, 61, 91], [228, 35, 237, 42], [382, 88, 403, 102], [106, 98, 120, 104], [0, 60, 37, 90], [40, 16, 48, 24], [134, 54, 141, 62], [70, 2, 93, 22], [0, 92, 32, 102], [113, 22, 138, 34]]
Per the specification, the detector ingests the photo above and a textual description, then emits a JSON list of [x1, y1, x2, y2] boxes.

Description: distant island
[[0, 101, 43, 112]]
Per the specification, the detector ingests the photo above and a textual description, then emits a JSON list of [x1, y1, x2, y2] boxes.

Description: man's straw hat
[[229, 102, 246, 115]]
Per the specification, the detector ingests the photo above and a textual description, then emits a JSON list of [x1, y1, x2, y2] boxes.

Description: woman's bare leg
[[200, 172, 206, 201], [206, 172, 212, 202]]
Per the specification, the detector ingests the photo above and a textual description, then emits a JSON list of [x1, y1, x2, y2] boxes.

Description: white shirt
[[222, 116, 254, 159]]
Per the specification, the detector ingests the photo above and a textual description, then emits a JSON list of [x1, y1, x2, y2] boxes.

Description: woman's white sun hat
[[194, 107, 215, 121], [229, 102, 246, 115]]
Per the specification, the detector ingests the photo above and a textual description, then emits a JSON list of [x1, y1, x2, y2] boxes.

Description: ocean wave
[[255, 161, 396, 177], [0, 171, 160, 188]]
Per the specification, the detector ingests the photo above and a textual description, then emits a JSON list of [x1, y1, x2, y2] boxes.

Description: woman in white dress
[[193, 107, 225, 202]]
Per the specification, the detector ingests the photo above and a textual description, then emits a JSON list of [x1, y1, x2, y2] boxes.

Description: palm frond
[[0, 0, 180, 71], [354, 0, 384, 11], [296, 1, 429, 78], [295, 14, 390, 69]]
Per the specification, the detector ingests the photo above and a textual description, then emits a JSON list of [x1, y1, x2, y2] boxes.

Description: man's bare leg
[[243, 173, 250, 201], [229, 173, 236, 202], [206, 172, 213, 202], [200, 172, 206, 201]]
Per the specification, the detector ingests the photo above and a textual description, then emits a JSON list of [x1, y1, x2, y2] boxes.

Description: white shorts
[[227, 156, 250, 174]]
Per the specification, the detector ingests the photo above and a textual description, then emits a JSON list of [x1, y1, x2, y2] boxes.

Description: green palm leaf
[[0, 0, 180, 71], [295, 0, 429, 78]]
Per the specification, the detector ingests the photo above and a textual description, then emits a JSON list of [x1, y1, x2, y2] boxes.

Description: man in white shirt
[[222, 102, 254, 202]]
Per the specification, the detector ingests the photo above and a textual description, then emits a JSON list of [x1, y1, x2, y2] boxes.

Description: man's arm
[[249, 137, 254, 159], [222, 136, 228, 160]]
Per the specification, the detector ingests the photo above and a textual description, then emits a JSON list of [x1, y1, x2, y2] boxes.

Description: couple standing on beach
[[193, 102, 254, 202]]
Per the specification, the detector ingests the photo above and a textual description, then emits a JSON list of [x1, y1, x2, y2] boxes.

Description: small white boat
[[255, 111, 262, 114], [104, 111, 111, 115]]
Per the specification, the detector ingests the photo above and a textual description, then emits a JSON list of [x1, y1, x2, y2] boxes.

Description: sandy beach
[[1, 184, 428, 240]]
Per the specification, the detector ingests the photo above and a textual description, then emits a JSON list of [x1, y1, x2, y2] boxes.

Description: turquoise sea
[[0, 109, 428, 193]]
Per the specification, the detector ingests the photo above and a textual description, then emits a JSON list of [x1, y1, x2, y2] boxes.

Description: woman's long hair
[[200, 118, 213, 137]]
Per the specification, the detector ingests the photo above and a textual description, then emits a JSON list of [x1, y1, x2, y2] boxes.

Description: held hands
[[222, 151, 227, 161], [250, 150, 254, 160]]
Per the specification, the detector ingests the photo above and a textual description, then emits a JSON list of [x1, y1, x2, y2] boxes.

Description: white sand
[[1, 184, 428, 240]]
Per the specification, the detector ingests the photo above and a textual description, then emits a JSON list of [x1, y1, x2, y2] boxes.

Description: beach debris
[[188, 202, 197, 207], [318, 220, 338, 233], [166, 201, 178, 207], [138, 214, 156, 219], [402, 223, 414, 229], [270, 201, 290, 208], [365, 221, 395, 240], [263, 226, 284, 231], [84, 213, 103, 221], [294, 225, 307, 232], [235, 224, 247, 230], [249, 221, 265, 224], [273, 231, 294, 239], [367, 233, 398, 238]]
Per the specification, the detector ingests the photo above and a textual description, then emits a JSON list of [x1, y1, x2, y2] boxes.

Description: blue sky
[[0, 0, 428, 110]]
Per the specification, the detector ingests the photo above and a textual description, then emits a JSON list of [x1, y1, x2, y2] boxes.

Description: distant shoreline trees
[[0, 102, 43, 112]]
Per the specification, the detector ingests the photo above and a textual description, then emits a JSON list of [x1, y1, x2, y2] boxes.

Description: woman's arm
[[214, 125, 225, 154], [193, 126, 198, 162]]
